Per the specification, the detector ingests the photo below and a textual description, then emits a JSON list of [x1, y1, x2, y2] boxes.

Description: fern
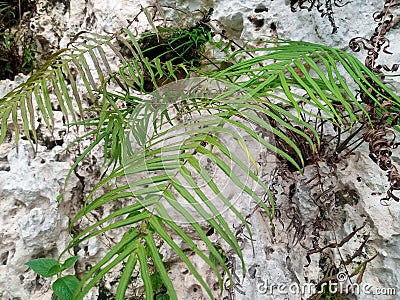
[[1, 7, 399, 299], [0, 27, 168, 144]]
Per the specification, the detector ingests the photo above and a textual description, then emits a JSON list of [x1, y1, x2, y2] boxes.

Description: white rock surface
[[1, 0, 399, 299], [0, 142, 80, 299], [0, 74, 28, 98]]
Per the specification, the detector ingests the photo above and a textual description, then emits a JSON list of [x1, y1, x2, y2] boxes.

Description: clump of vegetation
[[119, 9, 214, 91], [0, 0, 38, 80], [139, 25, 211, 64]]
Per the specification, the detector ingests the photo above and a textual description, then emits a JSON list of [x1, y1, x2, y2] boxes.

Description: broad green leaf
[[25, 258, 60, 278], [52, 275, 80, 300]]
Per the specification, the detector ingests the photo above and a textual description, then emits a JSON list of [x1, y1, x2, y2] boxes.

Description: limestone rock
[[0, 142, 80, 299]]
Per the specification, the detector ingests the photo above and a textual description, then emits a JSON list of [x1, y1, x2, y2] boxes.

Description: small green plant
[[0, 29, 38, 78], [0, 2, 18, 29], [26, 256, 80, 300], [151, 272, 170, 299], [0, 0, 38, 79]]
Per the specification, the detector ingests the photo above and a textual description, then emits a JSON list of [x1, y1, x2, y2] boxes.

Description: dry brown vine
[[290, 0, 350, 33], [349, 0, 400, 73], [349, 0, 400, 203]]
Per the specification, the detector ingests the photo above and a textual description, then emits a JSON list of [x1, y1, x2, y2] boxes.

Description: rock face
[[1, 0, 399, 299], [0, 142, 81, 299]]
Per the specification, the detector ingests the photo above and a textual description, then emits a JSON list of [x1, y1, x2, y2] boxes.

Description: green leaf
[[26, 258, 60, 278], [209, 243, 226, 266], [60, 256, 79, 271], [115, 252, 137, 300], [52, 275, 80, 300], [71, 229, 140, 299], [137, 243, 153, 299], [144, 234, 178, 300], [151, 272, 164, 292], [56, 194, 63, 203], [149, 217, 217, 298], [156, 294, 170, 300]]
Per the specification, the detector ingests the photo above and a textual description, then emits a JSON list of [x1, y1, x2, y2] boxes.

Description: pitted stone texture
[[0, 74, 28, 98], [30, 0, 153, 51], [0, 142, 79, 299]]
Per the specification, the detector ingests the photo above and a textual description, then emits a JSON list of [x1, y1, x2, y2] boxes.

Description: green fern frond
[[0, 27, 169, 144], [55, 35, 399, 297], [207, 40, 400, 126], [63, 42, 398, 299], [61, 77, 299, 298]]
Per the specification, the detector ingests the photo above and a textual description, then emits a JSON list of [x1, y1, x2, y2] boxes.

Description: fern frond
[[0, 28, 165, 144], [61, 77, 306, 298], [61, 38, 400, 296], [207, 40, 400, 126]]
